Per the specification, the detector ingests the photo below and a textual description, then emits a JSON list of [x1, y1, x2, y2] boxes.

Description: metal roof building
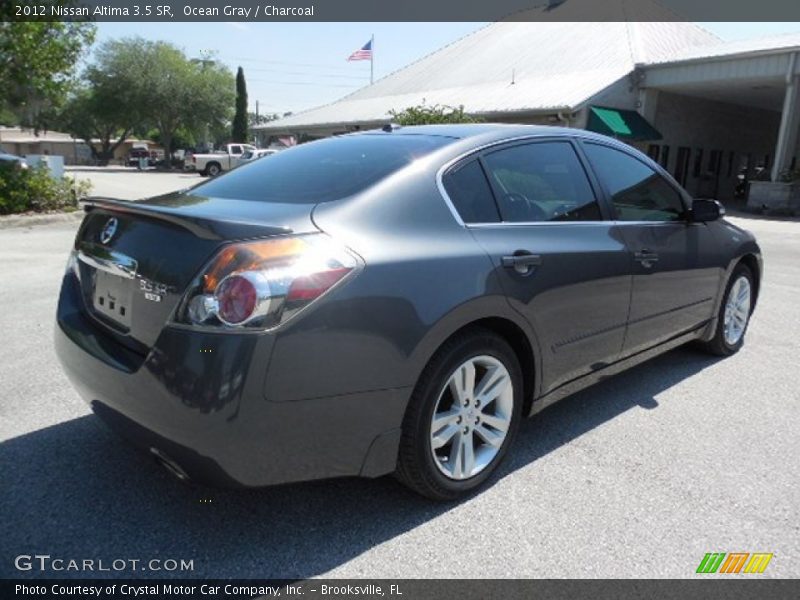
[[254, 1, 721, 135], [254, 1, 800, 207]]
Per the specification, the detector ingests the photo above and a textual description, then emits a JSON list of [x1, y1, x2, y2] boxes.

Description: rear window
[[193, 134, 453, 204]]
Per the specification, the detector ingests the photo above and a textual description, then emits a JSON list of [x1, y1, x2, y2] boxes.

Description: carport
[[640, 36, 800, 202]]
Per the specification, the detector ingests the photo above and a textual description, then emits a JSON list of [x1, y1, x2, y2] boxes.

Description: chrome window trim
[[466, 220, 690, 228], [436, 134, 695, 229], [436, 133, 612, 229]]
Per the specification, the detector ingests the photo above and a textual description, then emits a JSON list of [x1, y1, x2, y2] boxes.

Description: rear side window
[[482, 142, 601, 222], [583, 143, 686, 221], [194, 134, 452, 204], [443, 160, 500, 223]]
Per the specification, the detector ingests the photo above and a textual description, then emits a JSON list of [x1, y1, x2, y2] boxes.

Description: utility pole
[[192, 50, 215, 150], [255, 100, 260, 147]]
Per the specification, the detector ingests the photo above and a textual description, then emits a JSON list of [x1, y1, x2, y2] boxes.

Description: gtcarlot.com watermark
[[14, 554, 194, 573]]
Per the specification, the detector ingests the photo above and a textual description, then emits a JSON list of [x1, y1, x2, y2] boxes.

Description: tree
[[0, 20, 95, 128], [232, 67, 248, 143], [389, 102, 480, 125], [99, 38, 234, 167], [249, 112, 280, 126], [142, 41, 233, 164], [57, 39, 154, 163]]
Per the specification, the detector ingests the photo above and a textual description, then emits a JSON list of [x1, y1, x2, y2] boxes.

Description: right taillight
[[175, 234, 360, 331]]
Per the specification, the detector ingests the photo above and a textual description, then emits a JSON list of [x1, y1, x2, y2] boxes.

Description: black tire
[[198, 170, 207, 177], [395, 328, 523, 501], [698, 263, 755, 356], [207, 163, 222, 177]]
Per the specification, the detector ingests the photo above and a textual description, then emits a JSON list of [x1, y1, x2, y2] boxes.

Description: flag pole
[[370, 34, 374, 85]]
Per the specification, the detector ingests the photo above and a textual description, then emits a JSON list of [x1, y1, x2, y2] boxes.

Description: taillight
[[175, 234, 360, 331]]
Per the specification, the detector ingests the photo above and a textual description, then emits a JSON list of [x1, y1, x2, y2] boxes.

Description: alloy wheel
[[723, 275, 751, 346], [429, 355, 514, 480]]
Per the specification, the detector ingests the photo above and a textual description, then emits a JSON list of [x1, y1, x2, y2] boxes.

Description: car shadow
[[1, 346, 719, 579]]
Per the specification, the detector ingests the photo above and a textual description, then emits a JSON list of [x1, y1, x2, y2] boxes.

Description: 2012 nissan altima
[[55, 125, 762, 500]]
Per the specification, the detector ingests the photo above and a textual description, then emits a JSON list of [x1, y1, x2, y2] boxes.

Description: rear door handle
[[502, 252, 542, 275], [634, 249, 659, 268]]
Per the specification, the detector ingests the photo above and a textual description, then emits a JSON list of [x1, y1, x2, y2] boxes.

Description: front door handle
[[634, 249, 659, 268], [502, 252, 542, 275]]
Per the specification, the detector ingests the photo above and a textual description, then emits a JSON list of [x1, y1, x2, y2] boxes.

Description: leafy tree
[[232, 67, 248, 143], [59, 86, 135, 164], [249, 112, 280, 126], [101, 38, 234, 167], [57, 38, 157, 162], [0, 20, 95, 128], [389, 102, 480, 125]]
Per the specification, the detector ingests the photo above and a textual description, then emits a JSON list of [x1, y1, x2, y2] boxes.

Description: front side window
[[482, 142, 601, 222], [583, 143, 686, 222]]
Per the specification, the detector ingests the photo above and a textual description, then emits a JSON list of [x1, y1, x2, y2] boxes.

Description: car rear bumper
[[55, 272, 408, 488]]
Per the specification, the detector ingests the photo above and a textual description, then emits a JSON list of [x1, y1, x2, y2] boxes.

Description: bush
[[389, 102, 481, 125], [0, 164, 92, 215]]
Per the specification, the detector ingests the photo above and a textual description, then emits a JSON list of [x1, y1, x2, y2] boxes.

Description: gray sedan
[[55, 124, 761, 499]]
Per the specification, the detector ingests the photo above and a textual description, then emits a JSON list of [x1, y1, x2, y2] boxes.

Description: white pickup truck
[[190, 143, 257, 177]]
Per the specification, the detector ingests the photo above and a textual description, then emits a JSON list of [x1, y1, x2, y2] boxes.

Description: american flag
[[347, 39, 373, 61]]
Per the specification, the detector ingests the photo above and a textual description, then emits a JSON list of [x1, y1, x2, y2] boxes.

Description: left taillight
[[173, 234, 360, 331]]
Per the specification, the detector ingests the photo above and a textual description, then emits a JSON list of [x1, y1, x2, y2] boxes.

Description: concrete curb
[[0, 211, 83, 230]]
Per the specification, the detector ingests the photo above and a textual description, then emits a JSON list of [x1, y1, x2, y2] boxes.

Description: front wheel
[[395, 329, 523, 500], [699, 264, 754, 356]]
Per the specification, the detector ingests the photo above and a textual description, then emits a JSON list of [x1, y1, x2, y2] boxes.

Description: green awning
[[586, 106, 662, 141]]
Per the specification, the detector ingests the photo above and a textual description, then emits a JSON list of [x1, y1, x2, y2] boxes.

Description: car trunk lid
[[75, 193, 318, 351]]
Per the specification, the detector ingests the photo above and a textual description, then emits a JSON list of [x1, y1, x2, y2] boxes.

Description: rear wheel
[[396, 329, 522, 500], [699, 264, 754, 356], [207, 162, 222, 177]]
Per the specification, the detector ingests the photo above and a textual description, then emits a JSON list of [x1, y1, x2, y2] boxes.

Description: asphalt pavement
[[0, 211, 798, 579]]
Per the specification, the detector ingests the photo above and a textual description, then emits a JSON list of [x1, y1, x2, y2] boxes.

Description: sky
[[92, 22, 800, 116]]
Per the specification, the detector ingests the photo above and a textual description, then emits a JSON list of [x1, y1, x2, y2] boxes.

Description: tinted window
[[482, 142, 601, 222], [194, 134, 452, 204], [583, 143, 686, 222], [443, 160, 500, 223]]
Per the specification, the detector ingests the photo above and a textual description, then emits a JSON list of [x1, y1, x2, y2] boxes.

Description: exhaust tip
[[150, 447, 190, 482]]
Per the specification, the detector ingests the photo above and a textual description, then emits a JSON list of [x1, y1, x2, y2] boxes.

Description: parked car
[[127, 148, 151, 168], [55, 125, 761, 500], [191, 143, 257, 177], [0, 151, 28, 170], [235, 148, 279, 168]]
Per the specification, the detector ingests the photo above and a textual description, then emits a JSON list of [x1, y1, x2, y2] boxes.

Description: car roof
[[350, 123, 617, 147]]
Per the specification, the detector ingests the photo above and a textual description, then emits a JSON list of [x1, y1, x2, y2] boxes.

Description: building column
[[772, 63, 800, 181], [638, 88, 659, 123]]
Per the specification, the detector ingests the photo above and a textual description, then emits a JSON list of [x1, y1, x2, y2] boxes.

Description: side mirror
[[691, 198, 725, 222]]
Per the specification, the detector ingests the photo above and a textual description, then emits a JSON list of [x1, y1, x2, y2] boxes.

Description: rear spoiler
[[81, 197, 292, 241]]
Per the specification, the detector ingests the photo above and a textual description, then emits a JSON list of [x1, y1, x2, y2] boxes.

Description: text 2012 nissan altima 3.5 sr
[[55, 125, 762, 500]]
